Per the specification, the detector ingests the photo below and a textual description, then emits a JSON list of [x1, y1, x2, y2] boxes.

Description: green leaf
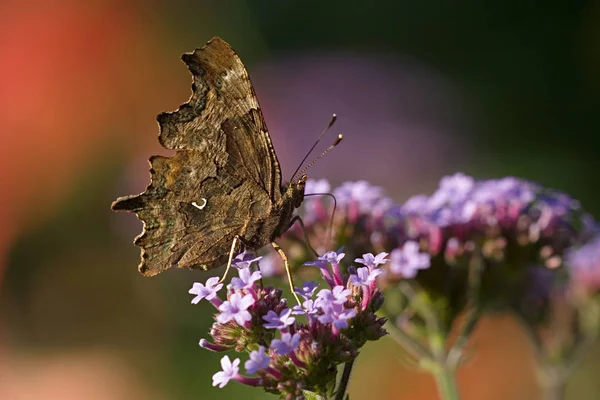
[[302, 390, 328, 400]]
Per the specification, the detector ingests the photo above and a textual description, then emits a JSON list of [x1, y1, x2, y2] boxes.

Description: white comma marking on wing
[[191, 198, 208, 210]]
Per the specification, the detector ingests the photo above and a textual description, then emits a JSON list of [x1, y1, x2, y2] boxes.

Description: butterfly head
[[286, 174, 307, 208]]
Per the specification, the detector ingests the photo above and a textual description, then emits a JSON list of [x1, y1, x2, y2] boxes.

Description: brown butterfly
[[112, 37, 309, 279]]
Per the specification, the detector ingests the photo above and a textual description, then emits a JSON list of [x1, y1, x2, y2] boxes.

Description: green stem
[[384, 320, 433, 361], [542, 382, 567, 400], [539, 371, 567, 400], [447, 251, 482, 368], [334, 359, 355, 400], [431, 366, 461, 400], [426, 332, 461, 400]]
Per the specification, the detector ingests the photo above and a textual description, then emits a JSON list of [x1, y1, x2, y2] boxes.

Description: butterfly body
[[242, 176, 307, 248], [112, 37, 306, 276]]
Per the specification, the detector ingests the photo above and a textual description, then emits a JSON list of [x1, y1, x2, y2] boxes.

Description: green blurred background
[[2, 0, 600, 398]]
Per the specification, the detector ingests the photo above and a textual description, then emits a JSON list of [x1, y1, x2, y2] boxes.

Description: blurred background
[[2, 0, 600, 398]]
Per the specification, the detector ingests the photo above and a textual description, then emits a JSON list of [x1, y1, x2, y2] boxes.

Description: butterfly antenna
[[295, 134, 343, 179], [291, 114, 337, 182]]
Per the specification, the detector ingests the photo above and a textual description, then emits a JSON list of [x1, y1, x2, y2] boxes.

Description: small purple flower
[[304, 250, 345, 286], [232, 251, 263, 269], [263, 308, 296, 330], [271, 332, 301, 355], [217, 293, 255, 325], [304, 249, 345, 267], [245, 346, 270, 374], [390, 241, 431, 279], [230, 268, 262, 290], [316, 285, 352, 305], [295, 281, 319, 299], [349, 267, 382, 287], [189, 277, 223, 304], [355, 252, 390, 270], [291, 299, 319, 315], [212, 355, 240, 388], [318, 302, 357, 330]]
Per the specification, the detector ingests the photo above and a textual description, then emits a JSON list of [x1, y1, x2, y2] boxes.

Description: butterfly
[[112, 37, 308, 278]]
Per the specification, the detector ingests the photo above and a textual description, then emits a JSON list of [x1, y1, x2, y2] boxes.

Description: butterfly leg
[[287, 215, 319, 257], [218, 235, 241, 284], [271, 241, 304, 307]]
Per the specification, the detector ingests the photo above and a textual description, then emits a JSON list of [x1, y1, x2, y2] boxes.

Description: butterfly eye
[[214, 76, 223, 89]]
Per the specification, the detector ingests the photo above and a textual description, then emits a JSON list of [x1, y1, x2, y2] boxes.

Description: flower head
[[197, 242, 388, 398]]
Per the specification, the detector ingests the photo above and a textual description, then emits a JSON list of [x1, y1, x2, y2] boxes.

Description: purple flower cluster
[[393, 174, 591, 264], [253, 173, 600, 400], [280, 174, 592, 282], [266, 173, 600, 361], [191, 250, 387, 398]]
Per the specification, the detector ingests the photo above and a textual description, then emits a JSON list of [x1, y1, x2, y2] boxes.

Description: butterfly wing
[[158, 37, 283, 202], [113, 152, 257, 275], [112, 37, 281, 276]]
